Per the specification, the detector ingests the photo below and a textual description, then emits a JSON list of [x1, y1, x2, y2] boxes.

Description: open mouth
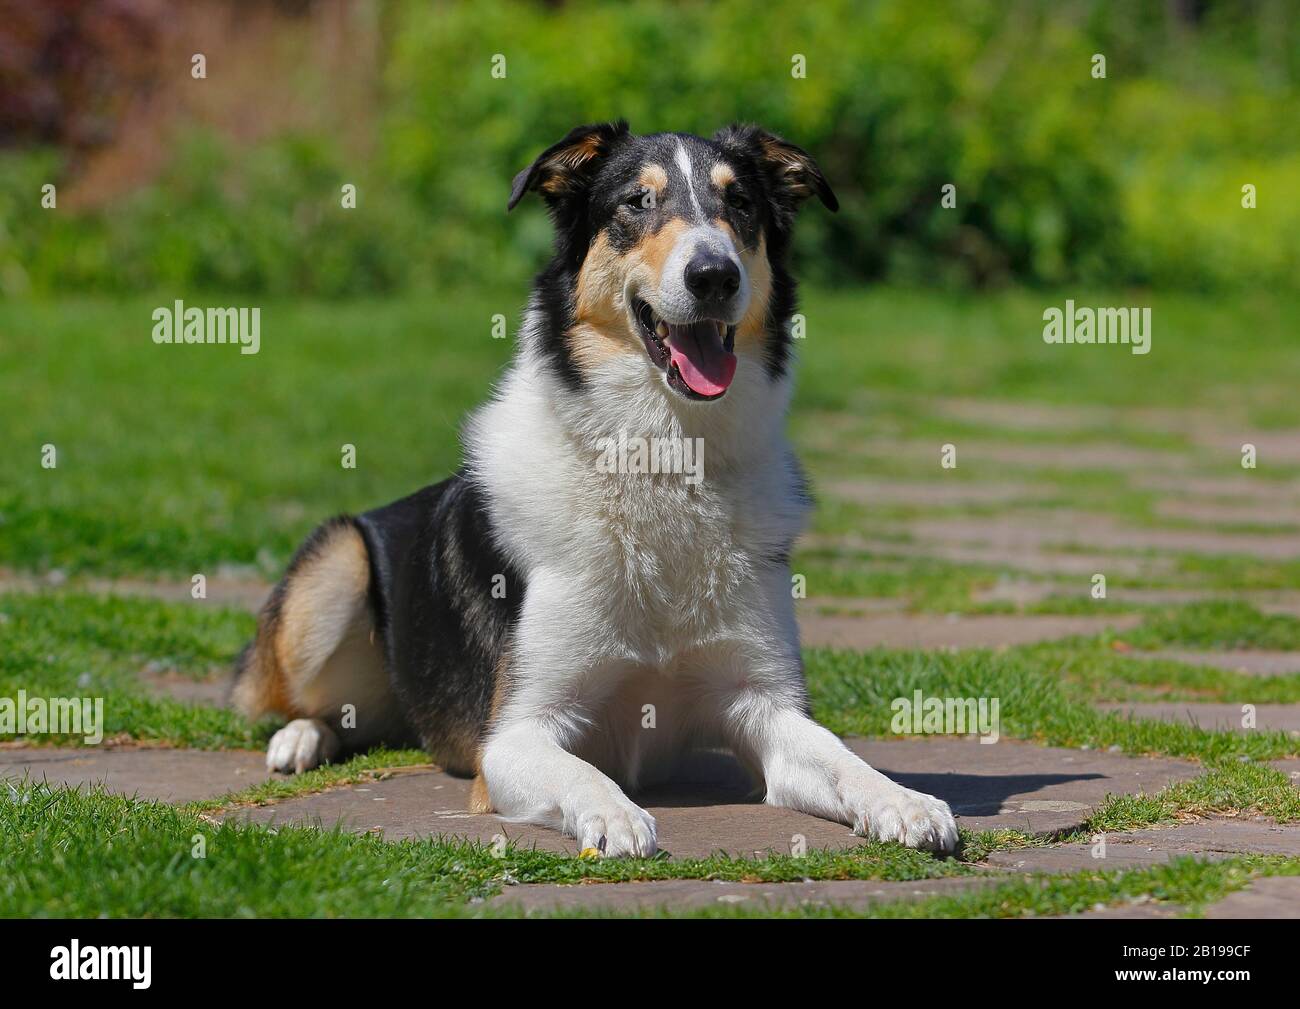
[[633, 298, 737, 400]]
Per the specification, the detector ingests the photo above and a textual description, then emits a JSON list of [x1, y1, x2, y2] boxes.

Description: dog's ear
[[508, 120, 630, 211], [713, 124, 838, 219]]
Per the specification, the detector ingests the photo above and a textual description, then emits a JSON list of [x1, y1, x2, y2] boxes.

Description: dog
[[232, 121, 959, 857]]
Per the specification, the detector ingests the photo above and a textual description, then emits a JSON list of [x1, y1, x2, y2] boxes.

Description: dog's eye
[[725, 187, 751, 212], [624, 188, 656, 211]]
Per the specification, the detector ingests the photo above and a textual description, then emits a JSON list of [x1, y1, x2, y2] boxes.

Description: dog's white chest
[[468, 354, 808, 664], [583, 473, 753, 633]]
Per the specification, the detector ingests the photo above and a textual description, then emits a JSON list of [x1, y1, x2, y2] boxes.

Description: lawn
[[3, 285, 1298, 918], [2, 287, 1298, 580], [4, 776, 1296, 918]]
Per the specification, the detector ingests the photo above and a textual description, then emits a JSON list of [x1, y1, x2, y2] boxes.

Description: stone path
[[1269, 759, 1300, 786], [797, 611, 1141, 650], [219, 738, 1203, 854], [494, 818, 1300, 915], [1095, 702, 1300, 735], [907, 513, 1300, 561], [1068, 875, 1300, 920], [1203, 876, 1300, 918], [1, 734, 1293, 917], [802, 398, 1300, 606], [6, 396, 1299, 917], [1127, 649, 1300, 676], [0, 566, 270, 611], [0, 746, 267, 803], [491, 875, 1004, 914], [1, 737, 1202, 854], [140, 667, 229, 706], [986, 819, 1300, 872]]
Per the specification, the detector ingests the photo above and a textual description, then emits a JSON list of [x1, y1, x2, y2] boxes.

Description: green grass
[[1126, 601, 1300, 651], [4, 779, 1292, 918], [6, 592, 1296, 761], [0, 591, 263, 748], [1080, 761, 1300, 831], [0, 295, 513, 577], [806, 647, 1300, 763], [1027, 645, 1300, 704], [0, 781, 974, 917], [4, 288, 1300, 578], [624, 856, 1300, 919], [4, 287, 1298, 917], [792, 547, 1011, 611], [185, 748, 434, 811]]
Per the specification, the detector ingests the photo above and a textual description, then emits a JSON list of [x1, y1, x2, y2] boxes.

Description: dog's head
[[509, 121, 837, 402]]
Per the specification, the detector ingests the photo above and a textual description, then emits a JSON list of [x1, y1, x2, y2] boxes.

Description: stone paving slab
[[493, 820, 1300, 917], [974, 583, 1300, 613], [797, 596, 908, 617], [140, 668, 228, 706], [909, 513, 1300, 561], [820, 478, 1049, 506], [1156, 499, 1300, 527], [491, 874, 1002, 915], [988, 844, 1200, 872], [804, 533, 1171, 578], [224, 738, 1201, 855], [1128, 650, 1300, 676], [1268, 759, 1300, 786], [840, 439, 1193, 474], [0, 747, 269, 803], [853, 739, 1202, 835], [1135, 473, 1300, 503], [1054, 900, 1186, 919], [1109, 819, 1300, 856], [0, 567, 269, 611], [1203, 876, 1300, 919], [798, 612, 1141, 650], [1196, 429, 1300, 466], [986, 819, 1300, 873], [1095, 702, 1300, 735]]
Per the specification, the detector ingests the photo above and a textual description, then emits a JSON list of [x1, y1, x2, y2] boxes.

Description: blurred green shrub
[[0, 133, 422, 297], [385, 0, 1298, 291], [2, 0, 1297, 295]]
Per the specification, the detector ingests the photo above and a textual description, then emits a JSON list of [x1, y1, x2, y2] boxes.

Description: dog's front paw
[[851, 784, 959, 855], [573, 799, 658, 858], [266, 718, 339, 774]]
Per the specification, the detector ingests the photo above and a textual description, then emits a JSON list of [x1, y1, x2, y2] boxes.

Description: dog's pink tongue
[[668, 322, 736, 397]]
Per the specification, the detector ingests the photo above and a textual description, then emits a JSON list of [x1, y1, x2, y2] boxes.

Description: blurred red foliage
[[0, 0, 165, 152]]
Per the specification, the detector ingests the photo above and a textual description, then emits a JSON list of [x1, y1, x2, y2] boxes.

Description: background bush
[[2, 0, 1296, 296]]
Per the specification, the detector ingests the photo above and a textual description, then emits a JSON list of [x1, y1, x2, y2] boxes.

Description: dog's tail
[[229, 515, 370, 721]]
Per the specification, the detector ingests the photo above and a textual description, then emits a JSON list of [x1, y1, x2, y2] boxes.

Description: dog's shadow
[[631, 752, 1104, 817]]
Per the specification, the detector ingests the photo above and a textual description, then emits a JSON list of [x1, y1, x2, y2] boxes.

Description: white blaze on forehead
[[674, 140, 704, 222]]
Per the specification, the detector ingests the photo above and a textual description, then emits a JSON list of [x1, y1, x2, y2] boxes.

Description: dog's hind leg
[[232, 517, 400, 773]]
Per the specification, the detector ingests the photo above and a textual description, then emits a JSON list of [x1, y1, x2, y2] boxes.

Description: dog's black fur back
[[353, 471, 525, 770]]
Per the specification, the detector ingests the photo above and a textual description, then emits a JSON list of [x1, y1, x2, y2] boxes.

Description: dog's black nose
[[684, 252, 740, 303]]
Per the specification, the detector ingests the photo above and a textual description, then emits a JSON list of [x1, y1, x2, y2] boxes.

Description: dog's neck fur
[[464, 301, 809, 594]]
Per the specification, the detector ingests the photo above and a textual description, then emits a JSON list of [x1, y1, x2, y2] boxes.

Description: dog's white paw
[[266, 718, 340, 774], [851, 783, 959, 854], [573, 798, 658, 858]]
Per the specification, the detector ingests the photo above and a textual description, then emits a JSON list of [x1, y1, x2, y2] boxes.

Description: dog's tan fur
[[233, 521, 392, 741], [469, 650, 516, 813], [570, 217, 693, 371]]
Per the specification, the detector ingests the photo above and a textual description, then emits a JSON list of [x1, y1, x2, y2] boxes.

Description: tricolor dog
[[233, 122, 959, 856]]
